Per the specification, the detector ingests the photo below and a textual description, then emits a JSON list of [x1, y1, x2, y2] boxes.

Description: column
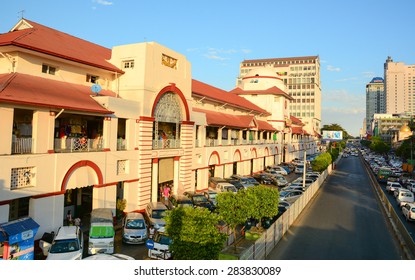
[[151, 159, 159, 202]]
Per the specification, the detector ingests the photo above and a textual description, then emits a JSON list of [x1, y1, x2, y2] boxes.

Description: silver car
[[122, 212, 148, 244], [279, 190, 304, 204]]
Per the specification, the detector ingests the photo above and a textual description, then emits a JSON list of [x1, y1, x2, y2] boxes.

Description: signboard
[[146, 239, 154, 249], [322, 130, 343, 141]]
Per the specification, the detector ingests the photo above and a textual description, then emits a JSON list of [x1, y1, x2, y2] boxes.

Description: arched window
[[153, 92, 183, 149]]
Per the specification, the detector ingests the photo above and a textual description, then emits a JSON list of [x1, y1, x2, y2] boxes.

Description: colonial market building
[[0, 19, 319, 240]]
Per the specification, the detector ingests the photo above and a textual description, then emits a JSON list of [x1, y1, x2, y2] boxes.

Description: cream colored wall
[[111, 42, 192, 118], [12, 52, 115, 89], [0, 106, 14, 155]]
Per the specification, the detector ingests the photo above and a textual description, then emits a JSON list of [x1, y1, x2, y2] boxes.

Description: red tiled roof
[[0, 73, 114, 114], [193, 108, 257, 129], [291, 126, 309, 135], [0, 19, 123, 73], [257, 120, 278, 131], [229, 86, 293, 100], [241, 55, 318, 64], [192, 79, 270, 115], [290, 115, 304, 125]]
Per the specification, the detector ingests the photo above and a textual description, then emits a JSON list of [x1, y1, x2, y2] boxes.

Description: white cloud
[[93, 0, 113, 6], [204, 54, 228, 61], [327, 65, 341, 72]]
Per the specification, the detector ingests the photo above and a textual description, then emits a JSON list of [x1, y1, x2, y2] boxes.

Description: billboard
[[322, 130, 343, 141]]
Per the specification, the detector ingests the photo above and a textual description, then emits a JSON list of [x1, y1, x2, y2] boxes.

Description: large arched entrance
[[61, 160, 103, 224]]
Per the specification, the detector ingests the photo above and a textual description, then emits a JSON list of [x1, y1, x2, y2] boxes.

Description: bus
[[377, 167, 393, 183]]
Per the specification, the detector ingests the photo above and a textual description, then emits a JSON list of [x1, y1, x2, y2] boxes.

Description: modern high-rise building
[[365, 77, 385, 134], [384, 56, 415, 115], [237, 56, 321, 135]]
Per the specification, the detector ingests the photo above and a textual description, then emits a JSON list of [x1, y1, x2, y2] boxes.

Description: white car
[[402, 203, 415, 222], [395, 188, 415, 207], [40, 226, 84, 260], [386, 182, 402, 194]]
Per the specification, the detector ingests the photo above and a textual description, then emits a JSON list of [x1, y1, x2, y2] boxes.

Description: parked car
[[230, 175, 257, 188], [272, 174, 288, 187], [402, 202, 415, 222], [167, 194, 193, 210], [279, 190, 304, 204], [280, 162, 295, 173], [294, 164, 305, 174], [395, 188, 415, 207], [386, 181, 403, 194], [184, 191, 215, 211], [145, 201, 168, 230], [281, 184, 304, 192], [252, 173, 274, 185], [266, 165, 288, 176], [40, 226, 84, 260], [216, 182, 238, 193], [209, 177, 228, 190], [290, 177, 314, 188], [203, 190, 218, 206], [121, 212, 148, 244], [225, 178, 245, 191]]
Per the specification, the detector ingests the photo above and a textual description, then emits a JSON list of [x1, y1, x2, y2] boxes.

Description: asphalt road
[[266, 155, 404, 260]]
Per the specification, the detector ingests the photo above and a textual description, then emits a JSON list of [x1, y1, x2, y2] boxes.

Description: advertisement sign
[[322, 130, 343, 141]]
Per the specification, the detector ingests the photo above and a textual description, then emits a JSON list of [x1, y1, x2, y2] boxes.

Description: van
[[40, 226, 84, 260], [88, 208, 115, 255]]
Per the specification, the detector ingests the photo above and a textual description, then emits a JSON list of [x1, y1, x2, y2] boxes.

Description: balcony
[[54, 137, 104, 153], [12, 137, 32, 154], [152, 138, 181, 149]]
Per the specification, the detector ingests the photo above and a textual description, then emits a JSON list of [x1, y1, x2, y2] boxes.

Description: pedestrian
[[149, 225, 155, 239], [163, 185, 171, 202], [74, 217, 81, 227], [66, 210, 73, 226]]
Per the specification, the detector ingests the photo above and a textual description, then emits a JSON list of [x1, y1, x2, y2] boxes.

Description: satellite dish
[[91, 84, 102, 95]]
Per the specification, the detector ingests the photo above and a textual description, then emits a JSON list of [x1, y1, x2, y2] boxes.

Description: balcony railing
[[12, 137, 32, 154], [54, 137, 104, 153], [117, 138, 126, 151], [152, 138, 181, 149]]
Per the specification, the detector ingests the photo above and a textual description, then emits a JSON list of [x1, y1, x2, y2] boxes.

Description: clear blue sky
[[2, 0, 415, 137]]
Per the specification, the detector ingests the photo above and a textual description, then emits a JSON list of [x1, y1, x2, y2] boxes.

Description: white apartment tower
[[365, 77, 385, 134], [384, 56, 415, 115], [238, 56, 321, 135]]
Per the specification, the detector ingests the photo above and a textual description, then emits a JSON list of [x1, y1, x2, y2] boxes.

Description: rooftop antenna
[[18, 10, 25, 19]]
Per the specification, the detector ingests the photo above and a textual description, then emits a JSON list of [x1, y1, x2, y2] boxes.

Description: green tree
[[165, 206, 226, 260], [369, 136, 390, 155], [216, 190, 251, 250], [311, 152, 332, 172], [244, 185, 279, 228]]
